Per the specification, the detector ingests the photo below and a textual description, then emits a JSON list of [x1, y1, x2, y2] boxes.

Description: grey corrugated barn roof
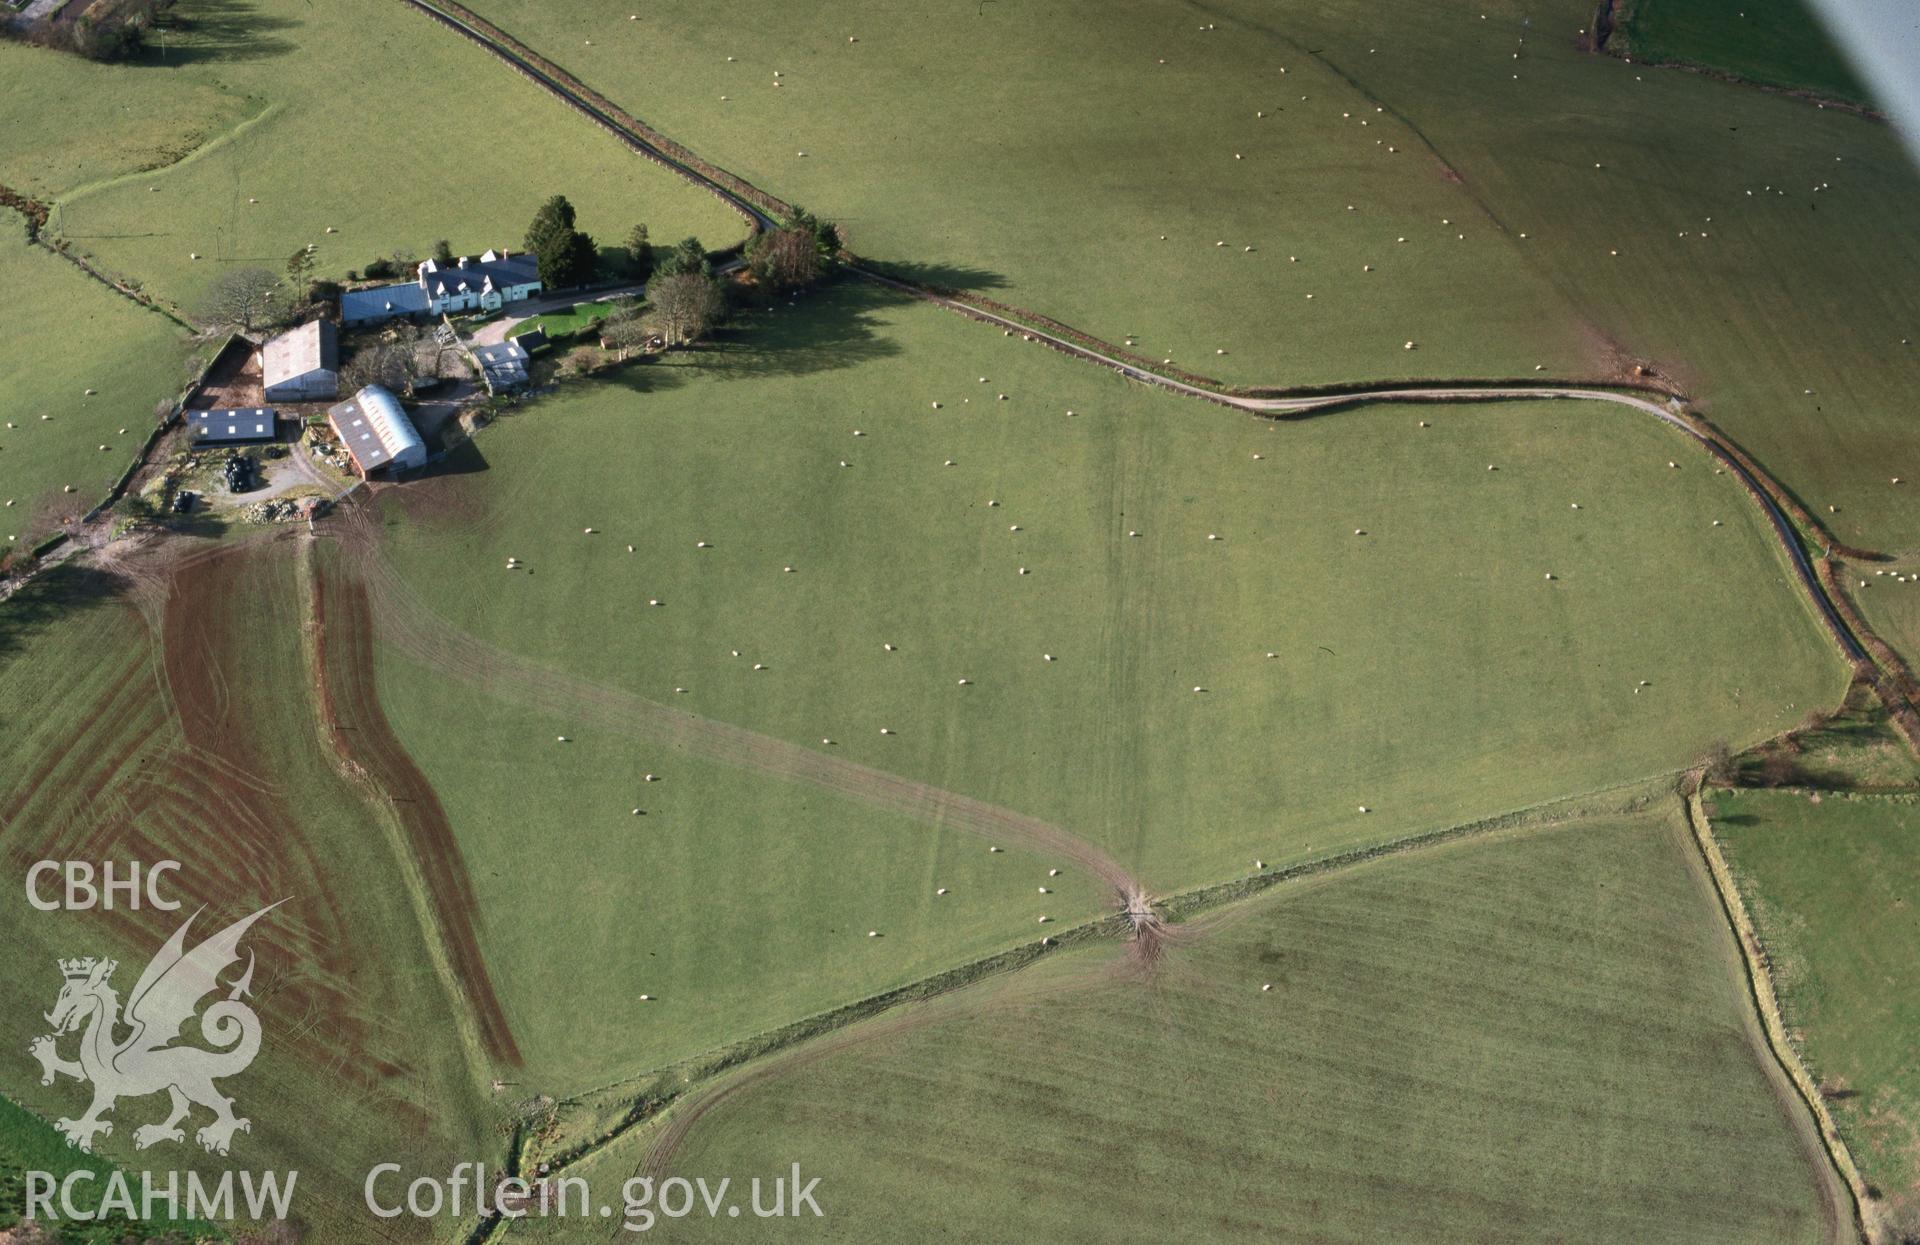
[[326, 384, 425, 473]]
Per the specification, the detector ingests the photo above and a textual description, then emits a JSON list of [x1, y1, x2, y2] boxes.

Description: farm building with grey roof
[[340, 248, 541, 325], [188, 409, 280, 444], [327, 384, 425, 476], [261, 320, 339, 401]]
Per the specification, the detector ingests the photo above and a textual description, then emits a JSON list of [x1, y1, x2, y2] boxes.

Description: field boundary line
[[1684, 784, 1875, 1244], [48, 98, 283, 214], [1590, 0, 1886, 120], [516, 777, 1671, 1176]]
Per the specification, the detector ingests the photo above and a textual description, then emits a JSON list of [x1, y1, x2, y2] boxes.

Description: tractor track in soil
[[308, 550, 523, 1067]]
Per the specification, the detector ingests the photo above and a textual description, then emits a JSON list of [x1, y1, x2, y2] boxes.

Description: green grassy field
[[0, 38, 250, 201], [459, 0, 1600, 389], [1853, 556, 1920, 675], [357, 281, 1848, 1094], [1616, 0, 1873, 105], [521, 809, 1836, 1243], [0, 214, 193, 550], [1709, 788, 1920, 1235], [455, 0, 1920, 551], [373, 656, 1111, 1093], [0, 552, 502, 1243], [5, 0, 744, 316], [512, 299, 616, 340], [1204, 0, 1920, 552]]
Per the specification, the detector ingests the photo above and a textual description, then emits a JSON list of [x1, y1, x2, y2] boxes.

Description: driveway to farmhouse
[[468, 282, 648, 346]]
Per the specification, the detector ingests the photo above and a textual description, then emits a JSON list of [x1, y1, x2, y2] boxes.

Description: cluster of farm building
[[189, 249, 550, 480]]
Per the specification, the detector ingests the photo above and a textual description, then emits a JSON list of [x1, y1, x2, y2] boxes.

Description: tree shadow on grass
[[418, 437, 488, 480], [696, 280, 917, 383], [0, 561, 133, 663], [135, 0, 297, 65], [855, 258, 1010, 295]]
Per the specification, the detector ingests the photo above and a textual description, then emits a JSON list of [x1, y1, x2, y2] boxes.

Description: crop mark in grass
[[326, 501, 1145, 903]]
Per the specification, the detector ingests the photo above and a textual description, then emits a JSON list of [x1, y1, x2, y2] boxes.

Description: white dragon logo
[[27, 903, 279, 1156]]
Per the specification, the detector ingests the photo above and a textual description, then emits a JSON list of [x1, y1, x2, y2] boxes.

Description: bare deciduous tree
[[197, 266, 284, 333], [340, 341, 417, 394], [600, 316, 654, 360], [644, 272, 724, 348]]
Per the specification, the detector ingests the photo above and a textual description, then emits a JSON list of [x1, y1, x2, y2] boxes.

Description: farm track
[[325, 503, 1143, 899]]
